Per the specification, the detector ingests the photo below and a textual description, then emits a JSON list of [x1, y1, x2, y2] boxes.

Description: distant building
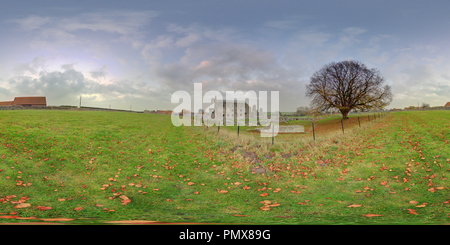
[[0, 96, 46, 106], [445, 102, 450, 107], [211, 99, 250, 121], [156, 110, 172, 115]]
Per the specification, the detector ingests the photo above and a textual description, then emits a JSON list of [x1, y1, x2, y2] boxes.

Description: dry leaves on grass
[[120, 195, 131, 205], [259, 200, 280, 211]]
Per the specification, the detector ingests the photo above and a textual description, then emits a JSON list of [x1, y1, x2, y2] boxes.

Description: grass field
[[0, 109, 450, 224]]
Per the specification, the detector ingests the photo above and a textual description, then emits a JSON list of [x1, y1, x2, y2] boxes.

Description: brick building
[[0, 97, 47, 107]]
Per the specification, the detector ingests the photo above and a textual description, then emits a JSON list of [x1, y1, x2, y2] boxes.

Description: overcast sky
[[1, 0, 449, 111]]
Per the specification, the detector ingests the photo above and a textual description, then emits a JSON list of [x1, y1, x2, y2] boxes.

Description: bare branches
[[306, 60, 393, 119]]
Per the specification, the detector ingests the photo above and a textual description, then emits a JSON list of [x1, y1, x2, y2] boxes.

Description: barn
[[0, 97, 47, 107]]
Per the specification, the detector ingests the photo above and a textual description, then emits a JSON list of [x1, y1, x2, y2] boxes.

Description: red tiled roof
[[13, 97, 46, 106], [445, 102, 450, 107]]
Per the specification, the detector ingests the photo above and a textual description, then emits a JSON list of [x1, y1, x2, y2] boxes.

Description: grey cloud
[[90, 65, 108, 80], [150, 43, 309, 111], [3, 64, 162, 110]]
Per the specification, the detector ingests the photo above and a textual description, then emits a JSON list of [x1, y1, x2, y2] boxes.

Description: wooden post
[[358, 116, 360, 127], [238, 125, 239, 136], [312, 122, 315, 141]]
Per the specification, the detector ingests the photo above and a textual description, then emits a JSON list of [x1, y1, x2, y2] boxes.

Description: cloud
[[10, 10, 158, 51], [149, 42, 308, 111], [1, 61, 163, 109], [89, 65, 108, 80], [10, 15, 52, 31]]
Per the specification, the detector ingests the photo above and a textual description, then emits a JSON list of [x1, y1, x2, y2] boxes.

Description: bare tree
[[421, 103, 430, 109], [306, 60, 393, 119]]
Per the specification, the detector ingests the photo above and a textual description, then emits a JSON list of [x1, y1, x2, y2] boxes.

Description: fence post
[[341, 119, 344, 134], [238, 125, 239, 136], [358, 116, 360, 127], [218, 123, 220, 133], [312, 122, 315, 141]]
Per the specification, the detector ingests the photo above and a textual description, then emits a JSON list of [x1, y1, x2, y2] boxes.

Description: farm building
[[156, 110, 172, 115], [0, 96, 47, 107], [211, 99, 250, 120], [445, 102, 450, 107]]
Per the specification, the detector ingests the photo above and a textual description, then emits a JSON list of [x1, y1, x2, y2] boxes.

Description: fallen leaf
[[14, 203, 31, 209], [36, 206, 52, 211], [217, 190, 228, 194], [259, 193, 269, 197], [409, 201, 419, 204], [40, 218, 74, 221], [347, 204, 361, 208], [15, 216, 38, 220], [119, 195, 131, 205], [363, 214, 383, 217], [232, 214, 249, 217], [379, 181, 387, 186], [187, 182, 195, 186], [73, 207, 83, 211], [0, 216, 20, 219], [268, 202, 281, 207]]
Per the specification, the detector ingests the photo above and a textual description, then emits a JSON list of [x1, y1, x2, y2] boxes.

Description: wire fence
[[206, 111, 390, 144], [306, 112, 388, 140]]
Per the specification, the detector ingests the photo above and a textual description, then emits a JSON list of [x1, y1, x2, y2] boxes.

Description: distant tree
[[306, 60, 393, 119], [296, 106, 309, 116], [421, 103, 430, 109]]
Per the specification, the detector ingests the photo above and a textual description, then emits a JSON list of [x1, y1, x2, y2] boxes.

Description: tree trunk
[[340, 109, 350, 119]]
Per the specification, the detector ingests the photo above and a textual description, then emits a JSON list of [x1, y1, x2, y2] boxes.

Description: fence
[[202, 111, 390, 145], [308, 112, 388, 141]]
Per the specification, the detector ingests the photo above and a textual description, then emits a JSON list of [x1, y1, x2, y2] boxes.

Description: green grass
[[0, 109, 449, 224]]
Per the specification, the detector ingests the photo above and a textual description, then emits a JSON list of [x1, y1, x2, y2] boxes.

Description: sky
[[1, 0, 450, 112]]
